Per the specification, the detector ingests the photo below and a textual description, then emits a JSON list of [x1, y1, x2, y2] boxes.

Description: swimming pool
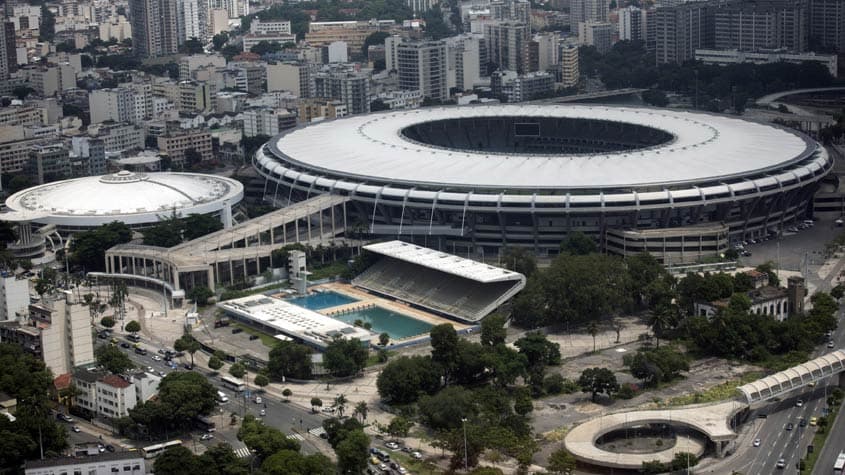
[[331, 306, 433, 340], [287, 291, 359, 310]]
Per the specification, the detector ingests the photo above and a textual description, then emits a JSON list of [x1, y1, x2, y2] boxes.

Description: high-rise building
[[619, 6, 647, 41], [578, 21, 614, 53], [397, 40, 448, 102], [406, 0, 436, 14], [314, 70, 371, 115], [653, 2, 710, 64], [446, 34, 485, 91], [570, 0, 608, 33], [129, 0, 180, 58], [809, 0, 845, 52], [491, 0, 531, 24], [385, 35, 403, 72], [712, 0, 807, 52], [559, 43, 580, 87], [0, 273, 29, 321], [267, 62, 315, 98], [484, 21, 531, 74], [531, 32, 560, 72], [0, 21, 15, 80], [178, 0, 208, 43]]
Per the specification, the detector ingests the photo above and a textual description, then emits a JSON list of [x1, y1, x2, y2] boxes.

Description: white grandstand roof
[[217, 295, 373, 349], [272, 105, 812, 189], [363, 240, 525, 283], [4, 171, 244, 226]]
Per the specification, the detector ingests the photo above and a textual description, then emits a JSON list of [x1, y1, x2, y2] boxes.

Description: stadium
[[254, 105, 832, 263]]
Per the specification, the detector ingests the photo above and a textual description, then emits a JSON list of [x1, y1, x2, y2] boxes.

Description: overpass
[[99, 195, 351, 305], [536, 88, 648, 104], [564, 349, 845, 471]]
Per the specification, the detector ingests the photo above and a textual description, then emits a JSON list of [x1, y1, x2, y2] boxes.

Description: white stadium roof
[[272, 105, 813, 190], [4, 171, 244, 227], [363, 240, 524, 283], [217, 295, 373, 349]]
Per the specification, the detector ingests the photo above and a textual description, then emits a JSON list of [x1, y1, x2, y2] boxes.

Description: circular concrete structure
[[255, 105, 831, 255], [5, 171, 244, 230]]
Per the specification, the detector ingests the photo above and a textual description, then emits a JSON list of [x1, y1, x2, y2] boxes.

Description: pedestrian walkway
[[308, 426, 326, 438], [233, 446, 252, 458], [287, 433, 304, 441]]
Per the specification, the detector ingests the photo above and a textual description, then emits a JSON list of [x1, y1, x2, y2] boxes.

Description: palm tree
[[334, 394, 347, 418], [587, 321, 599, 352], [353, 401, 368, 423], [649, 305, 673, 348]]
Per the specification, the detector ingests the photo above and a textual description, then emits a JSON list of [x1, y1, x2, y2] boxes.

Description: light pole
[[461, 417, 468, 472]]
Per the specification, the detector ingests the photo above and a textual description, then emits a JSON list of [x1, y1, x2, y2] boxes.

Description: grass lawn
[[232, 322, 279, 348], [366, 350, 397, 367], [309, 262, 348, 280], [386, 451, 442, 475], [664, 371, 764, 406]]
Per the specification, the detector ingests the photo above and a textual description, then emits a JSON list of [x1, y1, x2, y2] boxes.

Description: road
[[103, 337, 327, 456]]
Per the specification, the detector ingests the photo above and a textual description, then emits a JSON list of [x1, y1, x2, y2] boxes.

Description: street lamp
[[461, 417, 468, 472]]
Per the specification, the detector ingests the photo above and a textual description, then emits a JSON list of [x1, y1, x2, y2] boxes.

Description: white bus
[[221, 376, 246, 392], [216, 390, 229, 403], [141, 440, 182, 459], [834, 452, 845, 474]]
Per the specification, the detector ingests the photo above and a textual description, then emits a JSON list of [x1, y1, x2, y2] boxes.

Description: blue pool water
[[287, 291, 359, 310], [330, 306, 433, 340]]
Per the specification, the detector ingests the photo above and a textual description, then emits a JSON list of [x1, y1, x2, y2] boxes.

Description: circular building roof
[[269, 105, 815, 190], [5, 171, 244, 227]]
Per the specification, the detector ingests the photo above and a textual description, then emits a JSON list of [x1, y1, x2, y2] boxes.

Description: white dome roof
[[5, 171, 244, 227]]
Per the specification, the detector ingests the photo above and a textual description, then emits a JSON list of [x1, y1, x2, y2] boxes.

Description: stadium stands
[[352, 241, 526, 322]]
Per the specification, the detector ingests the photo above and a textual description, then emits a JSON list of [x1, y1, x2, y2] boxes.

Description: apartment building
[[484, 22, 531, 74], [267, 62, 314, 98], [157, 130, 213, 165], [397, 40, 448, 102], [242, 108, 297, 137], [305, 20, 396, 52], [0, 273, 29, 321], [25, 452, 145, 475]]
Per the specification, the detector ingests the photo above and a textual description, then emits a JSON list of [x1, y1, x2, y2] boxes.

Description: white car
[[411, 451, 422, 460], [255, 396, 262, 404], [151, 355, 162, 361], [753, 438, 761, 447], [200, 433, 214, 441], [71, 426, 81, 433], [776, 458, 786, 469], [146, 366, 154, 373], [259, 409, 266, 416], [385, 441, 400, 450], [796, 399, 804, 407]]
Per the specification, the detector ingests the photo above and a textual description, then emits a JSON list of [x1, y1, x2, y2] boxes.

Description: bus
[[835, 452, 845, 474], [141, 440, 181, 459], [194, 415, 216, 432], [221, 376, 245, 392]]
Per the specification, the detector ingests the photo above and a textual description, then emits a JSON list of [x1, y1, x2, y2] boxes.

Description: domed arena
[[4, 171, 244, 231], [254, 105, 831, 263]]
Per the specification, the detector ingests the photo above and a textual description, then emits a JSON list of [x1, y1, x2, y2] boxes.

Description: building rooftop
[[4, 171, 244, 227], [270, 104, 814, 190], [24, 451, 144, 469], [363, 240, 524, 283], [217, 295, 373, 348], [100, 374, 131, 389]]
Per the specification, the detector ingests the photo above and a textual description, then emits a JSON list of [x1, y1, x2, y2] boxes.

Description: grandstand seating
[[352, 256, 521, 322]]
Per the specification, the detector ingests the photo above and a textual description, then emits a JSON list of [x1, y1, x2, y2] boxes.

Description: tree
[[361, 31, 390, 57], [334, 428, 370, 474], [212, 32, 229, 51], [577, 367, 619, 402], [183, 214, 223, 240], [262, 450, 334, 475], [499, 247, 538, 278], [180, 38, 204, 54], [154, 446, 204, 474], [100, 316, 115, 328], [755, 261, 780, 287], [587, 321, 599, 352], [625, 346, 689, 386], [548, 447, 576, 474], [353, 401, 368, 422], [39, 5, 56, 42], [430, 323, 460, 382], [254, 374, 269, 389], [187, 286, 213, 305], [69, 222, 132, 271], [481, 314, 507, 346], [334, 394, 348, 418], [268, 341, 312, 380], [419, 386, 476, 431], [95, 344, 136, 374], [323, 338, 367, 377], [282, 388, 292, 401], [514, 332, 561, 368], [238, 414, 300, 458], [184, 148, 203, 168], [229, 363, 246, 379], [250, 40, 283, 55], [376, 355, 442, 404], [310, 397, 323, 413], [208, 356, 224, 372], [379, 332, 390, 346], [12, 86, 35, 101], [560, 231, 597, 255], [642, 89, 669, 107], [174, 334, 200, 366], [386, 416, 414, 437], [125, 320, 141, 334]]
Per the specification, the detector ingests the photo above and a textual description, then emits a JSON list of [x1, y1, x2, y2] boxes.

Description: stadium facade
[[255, 105, 831, 263]]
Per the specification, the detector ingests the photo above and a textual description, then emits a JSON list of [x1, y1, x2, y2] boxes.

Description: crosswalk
[[287, 433, 304, 441], [308, 426, 326, 438], [234, 446, 252, 458]]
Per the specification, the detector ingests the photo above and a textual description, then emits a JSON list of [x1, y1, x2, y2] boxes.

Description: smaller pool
[[331, 306, 433, 340], [287, 291, 359, 310]]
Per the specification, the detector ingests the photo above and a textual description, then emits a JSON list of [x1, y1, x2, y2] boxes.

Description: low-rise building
[[157, 130, 214, 166], [491, 70, 555, 102], [25, 452, 145, 475], [297, 99, 348, 123], [694, 49, 839, 78], [695, 285, 790, 321], [242, 108, 297, 137]]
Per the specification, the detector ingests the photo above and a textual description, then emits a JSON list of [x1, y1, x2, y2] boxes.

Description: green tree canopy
[[95, 344, 135, 374], [238, 414, 300, 459], [268, 341, 313, 380], [125, 320, 141, 333], [323, 338, 367, 377], [480, 314, 507, 346], [69, 222, 131, 271], [560, 231, 597, 255], [577, 367, 619, 402], [376, 355, 442, 404]]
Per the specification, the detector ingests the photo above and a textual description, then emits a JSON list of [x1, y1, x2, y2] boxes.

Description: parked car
[[105, 445, 115, 453], [385, 441, 400, 450], [411, 451, 422, 460], [200, 434, 214, 441], [120, 342, 131, 349], [71, 426, 81, 433], [151, 355, 162, 361], [828, 341, 836, 349]]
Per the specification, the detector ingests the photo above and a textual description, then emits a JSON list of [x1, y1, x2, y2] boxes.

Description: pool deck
[[274, 283, 470, 344]]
